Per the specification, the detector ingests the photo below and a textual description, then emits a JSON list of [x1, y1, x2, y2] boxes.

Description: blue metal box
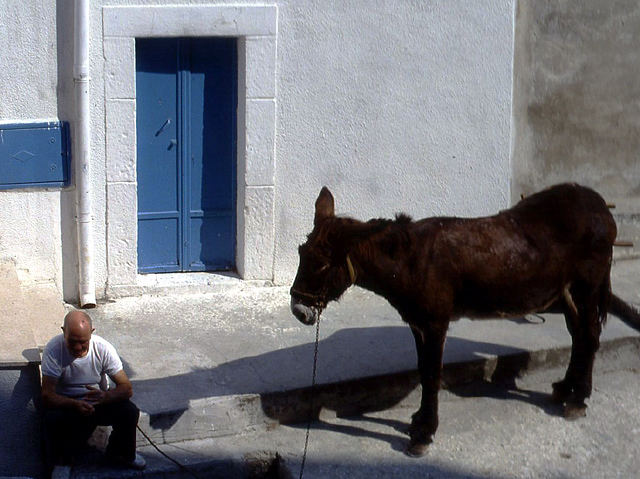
[[0, 121, 70, 189]]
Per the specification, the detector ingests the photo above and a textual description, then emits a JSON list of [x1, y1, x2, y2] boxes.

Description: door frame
[[103, 5, 277, 292]]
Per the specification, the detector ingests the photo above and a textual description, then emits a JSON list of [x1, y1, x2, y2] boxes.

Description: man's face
[[63, 327, 92, 358]]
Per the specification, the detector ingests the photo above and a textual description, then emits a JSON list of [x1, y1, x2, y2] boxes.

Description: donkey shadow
[[296, 375, 565, 455], [125, 323, 565, 438], [277, 322, 567, 450], [288, 353, 565, 454]]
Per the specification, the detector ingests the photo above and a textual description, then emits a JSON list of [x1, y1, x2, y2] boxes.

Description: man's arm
[[83, 369, 133, 405], [41, 375, 95, 415]]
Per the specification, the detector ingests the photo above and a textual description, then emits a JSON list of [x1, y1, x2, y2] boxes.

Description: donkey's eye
[[317, 264, 330, 273]]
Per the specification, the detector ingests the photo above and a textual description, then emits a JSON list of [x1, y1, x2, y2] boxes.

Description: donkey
[[290, 183, 639, 457]]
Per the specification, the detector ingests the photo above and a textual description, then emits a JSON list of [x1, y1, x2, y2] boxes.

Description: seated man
[[41, 310, 145, 471]]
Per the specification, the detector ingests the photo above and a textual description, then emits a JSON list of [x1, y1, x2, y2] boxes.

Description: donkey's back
[[509, 182, 616, 248], [421, 183, 617, 319]]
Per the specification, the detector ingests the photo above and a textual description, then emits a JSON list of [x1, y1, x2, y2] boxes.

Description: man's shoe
[[129, 453, 146, 470], [108, 452, 146, 470], [51, 465, 72, 479]]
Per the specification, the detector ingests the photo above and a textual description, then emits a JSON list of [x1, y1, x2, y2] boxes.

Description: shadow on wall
[[125, 326, 534, 425]]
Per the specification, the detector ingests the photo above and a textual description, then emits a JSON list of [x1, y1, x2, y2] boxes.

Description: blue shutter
[[0, 121, 70, 189]]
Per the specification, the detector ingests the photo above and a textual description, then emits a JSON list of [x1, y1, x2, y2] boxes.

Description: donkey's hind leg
[[551, 287, 580, 404], [553, 284, 602, 419]]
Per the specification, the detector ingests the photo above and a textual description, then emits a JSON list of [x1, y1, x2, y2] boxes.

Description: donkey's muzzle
[[290, 297, 318, 325]]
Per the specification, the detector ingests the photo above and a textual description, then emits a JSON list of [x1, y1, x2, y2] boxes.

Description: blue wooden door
[[136, 38, 236, 273]]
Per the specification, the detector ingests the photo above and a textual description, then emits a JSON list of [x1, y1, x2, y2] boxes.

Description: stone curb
[[135, 335, 640, 447]]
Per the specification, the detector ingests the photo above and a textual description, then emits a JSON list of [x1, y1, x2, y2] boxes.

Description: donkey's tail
[[609, 293, 640, 332], [596, 272, 613, 327]]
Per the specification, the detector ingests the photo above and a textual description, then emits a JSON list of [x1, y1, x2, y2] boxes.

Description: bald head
[[62, 311, 94, 358], [63, 310, 93, 331]]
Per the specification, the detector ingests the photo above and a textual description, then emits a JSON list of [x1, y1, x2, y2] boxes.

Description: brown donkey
[[290, 183, 639, 457]]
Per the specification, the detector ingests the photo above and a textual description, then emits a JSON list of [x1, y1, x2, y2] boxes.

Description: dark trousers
[[43, 400, 139, 467]]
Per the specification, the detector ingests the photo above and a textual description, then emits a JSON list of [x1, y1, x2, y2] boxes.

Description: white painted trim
[[103, 5, 277, 37], [102, 4, 278, 293]]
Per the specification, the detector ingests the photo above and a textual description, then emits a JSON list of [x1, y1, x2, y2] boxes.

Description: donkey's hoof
[[563, 402, 587, 420], [405, 441, 429, 458]]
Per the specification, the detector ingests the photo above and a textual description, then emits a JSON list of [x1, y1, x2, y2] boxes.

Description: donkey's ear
[[314, 187, 335, 225]]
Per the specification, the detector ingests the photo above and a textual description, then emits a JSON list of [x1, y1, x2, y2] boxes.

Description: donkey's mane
[[308, 213, 414, 250]]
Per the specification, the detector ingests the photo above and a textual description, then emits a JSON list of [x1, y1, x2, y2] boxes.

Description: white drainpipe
[[73, 0, 96, 308]]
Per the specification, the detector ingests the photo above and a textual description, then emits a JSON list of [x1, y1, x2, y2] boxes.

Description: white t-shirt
[[41, 334, 124, 398]]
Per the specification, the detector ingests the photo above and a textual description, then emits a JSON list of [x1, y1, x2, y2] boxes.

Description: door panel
[[137, 217, 180, 270], [189, 215, 235, 269], [187, 38, 237, 270], [136, 39, 181, 272]]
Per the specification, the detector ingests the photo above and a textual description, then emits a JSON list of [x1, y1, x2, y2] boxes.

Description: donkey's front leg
[[407, 322, 448, 457]]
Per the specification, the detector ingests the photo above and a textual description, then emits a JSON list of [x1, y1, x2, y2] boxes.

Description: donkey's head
[[290, 187, 360, 325]]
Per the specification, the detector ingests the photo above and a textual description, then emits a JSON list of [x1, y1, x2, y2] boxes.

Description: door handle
[[168, 139, 177, 150], [155, 118, 171, 136]]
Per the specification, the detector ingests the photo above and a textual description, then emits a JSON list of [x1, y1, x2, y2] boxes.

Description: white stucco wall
[[273, 0, 515, 283], [0, 1, 66, 289], [0, 0, 515, 302]]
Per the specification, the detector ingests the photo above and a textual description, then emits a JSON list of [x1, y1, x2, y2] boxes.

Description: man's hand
[[42, 375, 96, 413], [74, 398, 95, 416], [81, 371, 133, 407], [83, 385, 108, 405]]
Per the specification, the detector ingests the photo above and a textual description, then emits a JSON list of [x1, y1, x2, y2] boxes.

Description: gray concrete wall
[[512, 0, 640, 255]]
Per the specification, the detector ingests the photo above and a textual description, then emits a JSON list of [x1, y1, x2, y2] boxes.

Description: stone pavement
[[102, 352, 640, 479], [1, 258, 638, 478], [61, 259, 640, 477]]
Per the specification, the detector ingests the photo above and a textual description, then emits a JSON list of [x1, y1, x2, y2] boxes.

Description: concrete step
[[52, 446, 288, 479], [79, 259, 640, 448], [3, 258, 638, 477], [130, 328, 640, 448]]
